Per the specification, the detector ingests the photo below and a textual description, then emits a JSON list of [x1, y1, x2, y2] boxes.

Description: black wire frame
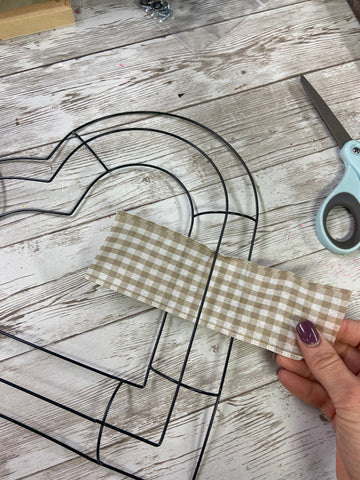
[[0, 111, 259, 479]]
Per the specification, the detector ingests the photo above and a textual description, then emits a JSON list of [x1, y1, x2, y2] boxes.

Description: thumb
[[296, 320, 360, 408]]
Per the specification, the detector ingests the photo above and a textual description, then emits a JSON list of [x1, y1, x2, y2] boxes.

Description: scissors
[[300, 75, 360, 254]]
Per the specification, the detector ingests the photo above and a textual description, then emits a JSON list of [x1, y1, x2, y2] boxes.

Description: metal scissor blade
[[300, 75, 352, 148]]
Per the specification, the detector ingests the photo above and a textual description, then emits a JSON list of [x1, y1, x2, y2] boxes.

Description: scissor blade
[[300, 75, 352, 148]]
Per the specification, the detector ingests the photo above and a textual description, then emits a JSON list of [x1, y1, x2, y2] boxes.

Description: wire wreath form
[[0, 111, 259, 479]]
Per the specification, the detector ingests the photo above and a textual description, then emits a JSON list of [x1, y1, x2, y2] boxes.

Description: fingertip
[[296, 320, 320, 347]]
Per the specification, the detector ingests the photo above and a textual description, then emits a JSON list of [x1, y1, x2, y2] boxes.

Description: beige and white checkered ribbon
[[85, 211, 352, 359]]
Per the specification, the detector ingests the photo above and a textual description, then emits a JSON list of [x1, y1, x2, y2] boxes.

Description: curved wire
[[0, 111, 258, 479]]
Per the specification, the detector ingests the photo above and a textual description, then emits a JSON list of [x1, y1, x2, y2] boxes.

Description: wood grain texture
[[0, 0, 302, 76], [0, 0, 360, 479], [1, 0, 359, 158]]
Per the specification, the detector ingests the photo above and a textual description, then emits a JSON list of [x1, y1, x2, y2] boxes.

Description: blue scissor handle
[[316, 139, 360, 254]]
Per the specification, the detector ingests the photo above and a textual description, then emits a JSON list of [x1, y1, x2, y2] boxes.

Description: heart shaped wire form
[[0, 111, 258, 479]]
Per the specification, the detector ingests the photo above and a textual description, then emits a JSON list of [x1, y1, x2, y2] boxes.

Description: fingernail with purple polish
[[296, 320, 320, 346]]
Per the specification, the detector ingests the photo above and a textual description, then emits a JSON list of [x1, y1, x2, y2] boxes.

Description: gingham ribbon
[[85, 211, 352, 359]]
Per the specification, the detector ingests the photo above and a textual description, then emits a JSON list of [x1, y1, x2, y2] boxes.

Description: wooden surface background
[[0, 1, 360, 479]]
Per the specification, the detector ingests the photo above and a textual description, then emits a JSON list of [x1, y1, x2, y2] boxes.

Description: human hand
[[275, 319, 360, 480]]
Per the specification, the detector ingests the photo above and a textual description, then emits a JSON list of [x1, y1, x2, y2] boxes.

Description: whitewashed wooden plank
[[0, 325, 276, 478], [0, 0, 359, 157], [196, 381, 337, 480], [2, 58, 358, 176], [10, 380, 338, 480], [2, 116, 359, 276], [0, 0, 302, 76], [1, 61, 359, 248]]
